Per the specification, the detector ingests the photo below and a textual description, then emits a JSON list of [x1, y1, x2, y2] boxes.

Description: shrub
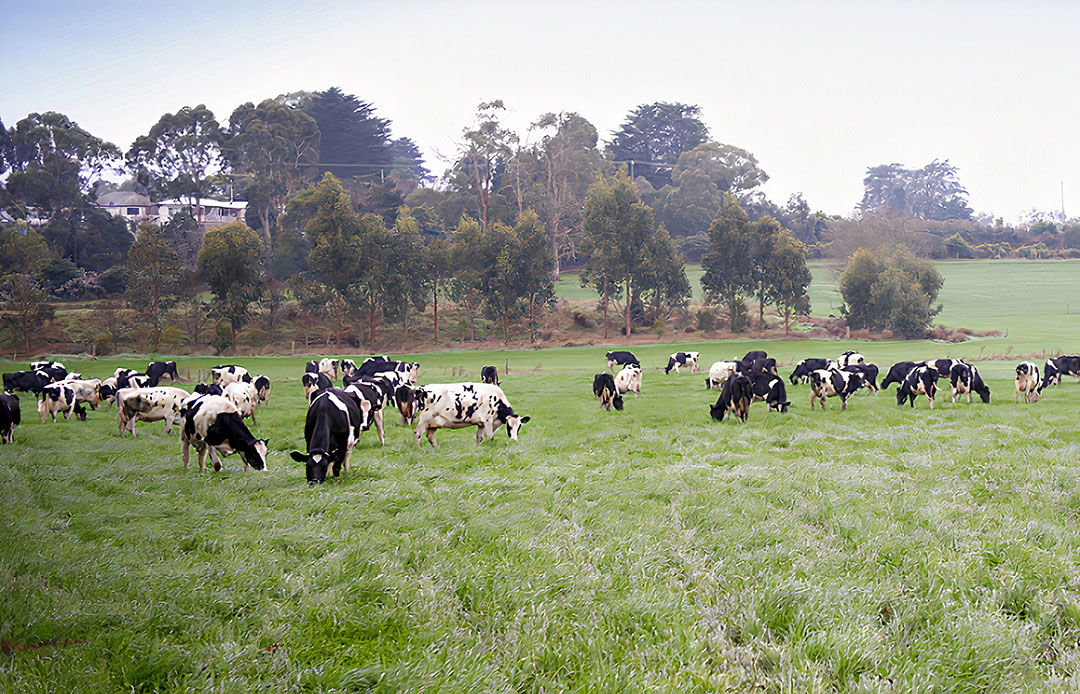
[[93, 333, 115, 356], [697, 308, 717, 333]]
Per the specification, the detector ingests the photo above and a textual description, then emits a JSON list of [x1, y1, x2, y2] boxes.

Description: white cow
[[181, 394, 268, 472], [614, 364, 642, 397], [1015, 361, 1041, 403], [211, 365, 250, 388], [414, 383, 529, 447], [117, 386, 190, 437], [38, 383, 77, 423], [705, 361, 739, 390], [223, 381, 260, 425]]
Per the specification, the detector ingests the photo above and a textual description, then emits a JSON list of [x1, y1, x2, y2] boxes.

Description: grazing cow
[[98, 377, 120, 404], [223, 381, 260, 424], [789, 358, 830, 385], [290, 387, 363, 484], [414, 383, 529, 447], [742, 350, 768, 364], [114, 367, 140, 381], [145, 361, 179, 387], [181, 394, 268, 472], [880, 361, 923, 390], [353, 372, 405, 412], [117, 386, 190, 437], [710, 373, 754, 423], [302, 372, 334, 400], [38, 384, 77, 423], [1015, 361, 1041, 403], [30, 360, 65, 373], [843, 363, 880, 393], [606, 350, 640, 370], [705, 361, 740, 390], [394, 384, 425, 425], [925, 359, 964, 381], [354, 358, 420, 383], [837, 351, 865, 368], [34, 364, 68, 383], [252, 375, 271, 404], [748, 372, 791, 413], [3, 370, 50, 394], [343, 382, 387, 446], [752, 357, 778, 376], [896, 365, 937, 409], [0, 392, 20, 443], [593, 372, 623, 411], [211, 365, 251, 388], [615, 364, 642, 397], [809, 369, 866, 411], [950, 362, 991, 404], [665, 351, 700, 375], [481, 365, 500, 386], [1042, 355, 1080, 389], [58, 377, 103, 410]]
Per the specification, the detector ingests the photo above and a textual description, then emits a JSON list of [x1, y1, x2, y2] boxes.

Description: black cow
[[742, 350, 767, 364], [593, 373, 623, 411], [950, 362, 991, 404], [748, 372, 791, 413], [3, 370, 50, 394], [880, 361, 923, 390], [897, 365, 937, 409], [809, 369, 865, 411], [0, 392, 20, 443], [710, 373, 754, 423], [181, 394, 268, 472], [789, 358, 830, 384], [605, 351, 640, 370], [481, 365, 500, 385], [1043, 355, 1080, 389], [340, 359, 358, 379], [290, 388, 363, 484], [843, 363, 880, 392], [145, 361, 179, 387]]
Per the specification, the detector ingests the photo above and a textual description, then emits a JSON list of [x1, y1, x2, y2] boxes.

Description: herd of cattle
[[1, 348, 1077, 484], [593, 349, 1077, 424]]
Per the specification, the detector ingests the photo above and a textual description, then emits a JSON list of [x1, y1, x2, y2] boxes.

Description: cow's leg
[[342, 448, 353, 476], [128, 416, 138, 439], [426, 428, 438, 448], [475, 425, 484, 444], [841, 396, 848, 411], [209, 448, 223, 472], [182, 438, 190, 470], [197, 446, 208, 473], [374, 409, 384, 446], [1015, 387, 1020, 403]]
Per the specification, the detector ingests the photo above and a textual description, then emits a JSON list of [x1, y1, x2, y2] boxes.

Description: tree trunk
[[603, 278, 609, 340], [624, 277, 632, 338], [759, 281, 765, 325], [784, 305, 791, 334], [258, 206, 272, 253], [433, 280, 439, 344]]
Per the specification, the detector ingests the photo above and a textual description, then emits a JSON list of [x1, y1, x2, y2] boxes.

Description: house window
[[126, 208, 140, 215]]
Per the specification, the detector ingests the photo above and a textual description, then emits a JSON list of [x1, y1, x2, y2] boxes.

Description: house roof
[[96, 191, 152, 206], [159, 198, 247, 210]]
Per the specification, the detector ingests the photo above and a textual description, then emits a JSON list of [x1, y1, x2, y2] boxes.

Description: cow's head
[[495, 400, 530, 440], [291, 449, 329, 485], [240, 439, 269, 471], [773, 401, 791, 413]]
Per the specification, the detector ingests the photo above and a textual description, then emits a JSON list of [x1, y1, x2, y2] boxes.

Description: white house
[[94, 193, 247, 232]]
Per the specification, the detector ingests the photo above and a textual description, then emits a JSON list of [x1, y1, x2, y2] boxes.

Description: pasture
[[5, 259, 1080, 691]]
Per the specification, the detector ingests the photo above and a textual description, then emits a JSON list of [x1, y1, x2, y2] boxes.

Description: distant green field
[[6, 259, 1080, 691]]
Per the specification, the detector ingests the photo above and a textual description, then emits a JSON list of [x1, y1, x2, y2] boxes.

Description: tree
[[0, 225, 51, 275], [197, 221, 264, 348], [764, 233, 812, 333], [126, 224, 183, 348], [859, 159, 972, 221], [127, 105, 224, 222], [839, 245, 943, 338], [303, 88, 394, 182], [452, 101, 517, 233], [224, 98, 320, 250], [745, 215, 783, 323], [423, 237, 451, 343], [671, 141, 768, 196], [606, 102, 709, 190], [447, 216, 486, 341], [701, 193, 755, 331], [944, 232, 976, 259], [636, 225, 691, 321], [508, 210, 555, 342], [0, 273, 54, 352], [837, 248, 883, 330]]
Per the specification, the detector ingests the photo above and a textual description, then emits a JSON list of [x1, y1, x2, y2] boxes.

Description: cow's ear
[[519, 416, 531, 424], [289, 451, 306, 462]]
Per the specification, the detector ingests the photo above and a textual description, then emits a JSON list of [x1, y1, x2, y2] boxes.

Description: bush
[[93, 333, 115, 356], [944, 233, 976, 259], [727, 300, 749, 333], [97, 266, 130, 295], [212, 319, 233, 354], [1018, 242, 1051, 259], [160, 325, 186, 351], [839, 245, 942, 338], [697, 308, 717, 333]]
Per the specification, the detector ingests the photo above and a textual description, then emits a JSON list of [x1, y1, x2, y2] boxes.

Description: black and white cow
[[394, 384, 425, 425], [3, 370, 50, 394], [925, 359, 964, 381], [1015, 361, 1041, 403], [0, 392, 20, 443], [193, 383, 224, 396], [665, 351, 700, 375], [57, 377, 103, 411], [211, 365, 251, 388], [302, 372, 334, 401], [842, 363, 880, 393], [606, 351, 640, 370], [290, 387, 363, 484], [837, 351, 865, 368], [1043, 355, 1080, 389], [710, 373, 754, 423], [30, 360, 65, 374], [705, 361, 740, 390], [742, 350, 768, 364], [342, 382, 387, 446], [354, 358, 420, 383], [950, 362, 991, 404], [615, 364, 642, 397], [809, 369, 866, 411], [748, 372, 791, 413], [223, 381, 260, 425], [593, 372, 623, 411], [413, 383, 529, 447], [481, 365, 500, 385], [896, 365, 937, 409], [752, 357, 778, 376], [340, 359, 358, 379], [252, 375, 271, 404], [880, 361, 923, 390], [789, 358, 830, 385], [145, 361, 179, 387], [38, 383, 77, 423], [117, 386, 190, 437], [181, 394, 268, 472]]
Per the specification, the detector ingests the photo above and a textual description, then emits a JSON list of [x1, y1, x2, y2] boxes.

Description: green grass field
[[5, 260, 1080, 691]]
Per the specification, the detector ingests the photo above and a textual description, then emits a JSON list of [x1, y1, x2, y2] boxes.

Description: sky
[[3, 0, 1078, 220]]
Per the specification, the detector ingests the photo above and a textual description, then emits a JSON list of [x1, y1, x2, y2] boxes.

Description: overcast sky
[[3, 0, 1077, 220]]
